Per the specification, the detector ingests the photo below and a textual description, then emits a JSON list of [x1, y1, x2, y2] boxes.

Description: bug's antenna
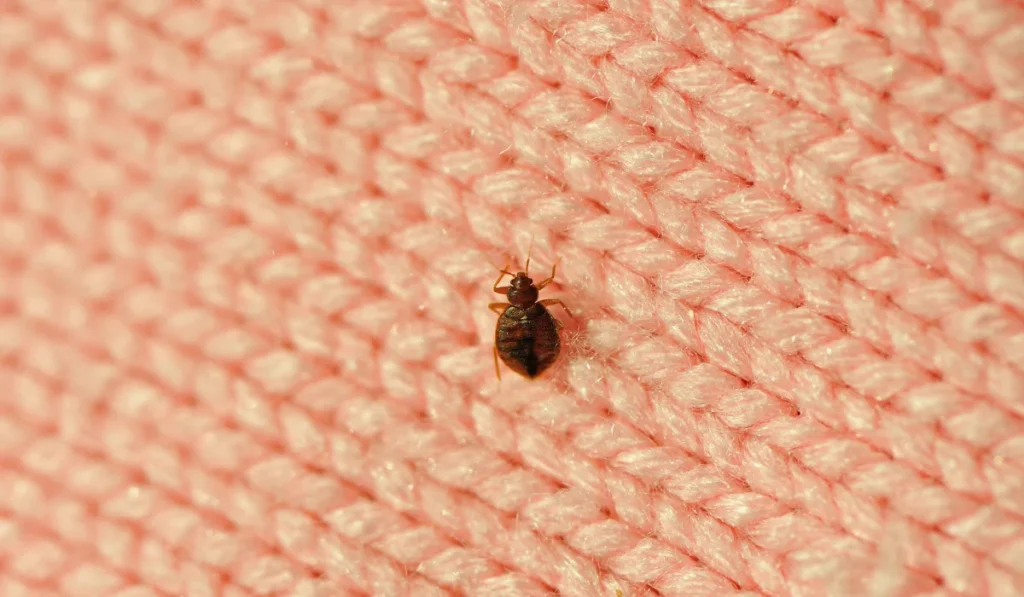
[[524, 237, 534, 276]]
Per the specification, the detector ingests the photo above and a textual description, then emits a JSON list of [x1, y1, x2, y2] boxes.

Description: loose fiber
[[2, 0, 1024, 595]]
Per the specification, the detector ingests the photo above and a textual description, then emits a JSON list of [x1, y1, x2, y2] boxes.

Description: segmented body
[[495, 303, 560, 378]]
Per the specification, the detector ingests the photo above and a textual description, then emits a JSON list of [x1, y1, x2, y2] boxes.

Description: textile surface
[[2, 0, 1024, 595]]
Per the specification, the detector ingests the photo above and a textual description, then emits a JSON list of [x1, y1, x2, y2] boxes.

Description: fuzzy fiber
[[2, 0, 1024, 596]]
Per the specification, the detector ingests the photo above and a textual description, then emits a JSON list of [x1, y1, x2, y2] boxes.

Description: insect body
[[489, 259, 572, 380]]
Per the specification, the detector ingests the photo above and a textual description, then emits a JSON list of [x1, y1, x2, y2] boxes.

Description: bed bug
[[488, 256, 572, 380]]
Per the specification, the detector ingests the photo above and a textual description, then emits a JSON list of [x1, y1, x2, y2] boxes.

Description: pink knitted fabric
[[3, 0, 1024, 595]]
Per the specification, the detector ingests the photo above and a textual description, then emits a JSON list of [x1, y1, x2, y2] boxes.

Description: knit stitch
[[1, 0, 1023, 595]]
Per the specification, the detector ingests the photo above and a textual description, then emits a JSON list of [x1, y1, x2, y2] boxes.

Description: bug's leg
[[535, 264, 557, 290], [539, 298, 573, 318], [488, 302, 510, 315], [493, 345, 502, 382], [493, 265, 513, 294]]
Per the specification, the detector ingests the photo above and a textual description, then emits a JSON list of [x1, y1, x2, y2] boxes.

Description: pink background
[[2, 0, 1024, 595]]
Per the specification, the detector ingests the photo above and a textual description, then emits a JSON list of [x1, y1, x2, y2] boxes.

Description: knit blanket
[[2, 1, 1023, 595]]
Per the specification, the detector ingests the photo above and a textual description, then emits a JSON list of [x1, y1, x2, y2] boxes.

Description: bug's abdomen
[[495, 305, 561, 378]]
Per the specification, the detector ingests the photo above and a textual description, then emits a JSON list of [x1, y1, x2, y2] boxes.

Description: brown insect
[[489, 256, 572, 380]]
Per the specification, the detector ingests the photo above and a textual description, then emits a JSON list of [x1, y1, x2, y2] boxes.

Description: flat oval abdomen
[[495, 304, 561, 378]]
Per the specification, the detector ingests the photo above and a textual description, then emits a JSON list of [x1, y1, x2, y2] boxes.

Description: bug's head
[[507, 272, 538, 306]]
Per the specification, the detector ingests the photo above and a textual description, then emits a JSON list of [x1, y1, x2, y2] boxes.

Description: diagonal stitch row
[[12, 51, 1024, 561], [0, 407, 345, 596], [0, 337, 445, 596], [0, 165, 913, 593], [53, 0, 1024, 289], [171, 1, 1024, 374], [341, 1, 1024, 302], [1, 330, 551, 597], [2, 225, 761, 597], [406, 0, 1024, 115], [8, 85, 1015, 532], [6, 197, 1015, 597], [8, 8, 1024, 593], [396, 0, 1024, 221], [6, 3, 1024, 597], [0, 511, 165, 597], [8, 64, 1024, 589], [4, 202, 1015, 597], [0, 408, 447, 597], [6, 299, 728, 597], [0, 471, 268, 597], [4, 194, 778, 593], [6, 160, 1015, 593], [270, 0, 1024, 271], [419, 36, 1024, 311], [16, 2, 1024, 405], [19, 8, 1024, 462]]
